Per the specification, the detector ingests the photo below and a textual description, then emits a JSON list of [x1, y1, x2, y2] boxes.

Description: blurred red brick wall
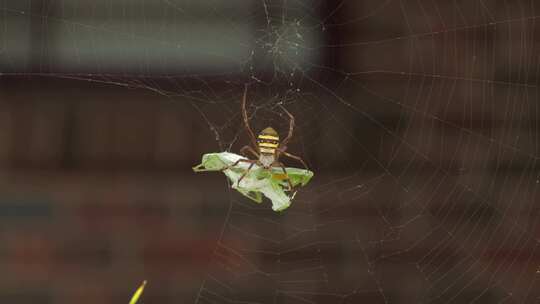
[[1, 0, 540, 303]]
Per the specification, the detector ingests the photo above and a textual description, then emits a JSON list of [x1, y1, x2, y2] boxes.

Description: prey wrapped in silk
[[193, 152, 313, 211]]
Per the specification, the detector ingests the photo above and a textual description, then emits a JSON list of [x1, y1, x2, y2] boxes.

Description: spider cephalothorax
[[223, 85, 308, 191]]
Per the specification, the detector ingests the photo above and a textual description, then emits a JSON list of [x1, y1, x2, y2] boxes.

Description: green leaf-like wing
[[193, 152, 314, 211]]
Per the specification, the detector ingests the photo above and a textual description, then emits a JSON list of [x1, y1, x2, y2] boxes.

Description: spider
[[223, 85, 308, 191]]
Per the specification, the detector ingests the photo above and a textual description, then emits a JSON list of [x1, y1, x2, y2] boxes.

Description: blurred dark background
[[1, 0, 540, 303]]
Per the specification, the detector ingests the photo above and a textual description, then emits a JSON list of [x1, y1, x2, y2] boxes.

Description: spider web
[[2, 0, 540, 303]]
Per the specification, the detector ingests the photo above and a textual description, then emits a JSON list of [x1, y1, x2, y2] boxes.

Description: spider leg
[[237, 162, 257, 187], [278, 150, 309, 170], [272, 161, 293, 191], [240, 145, 260, 159], [222, 158, 256, 171], [241, 84, 259, 152], [278, 104, 295, 148]]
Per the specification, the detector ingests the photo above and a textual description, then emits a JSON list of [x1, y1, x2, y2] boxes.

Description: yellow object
[[129, 280, 147, 304], [272, 173, 289, 180], [259, 147, 275, 154], [258, 142, 279, 148], [258, 134, 279, 140]]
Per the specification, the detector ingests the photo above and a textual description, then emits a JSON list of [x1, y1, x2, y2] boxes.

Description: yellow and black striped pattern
[[258, 127, 280, 155]]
